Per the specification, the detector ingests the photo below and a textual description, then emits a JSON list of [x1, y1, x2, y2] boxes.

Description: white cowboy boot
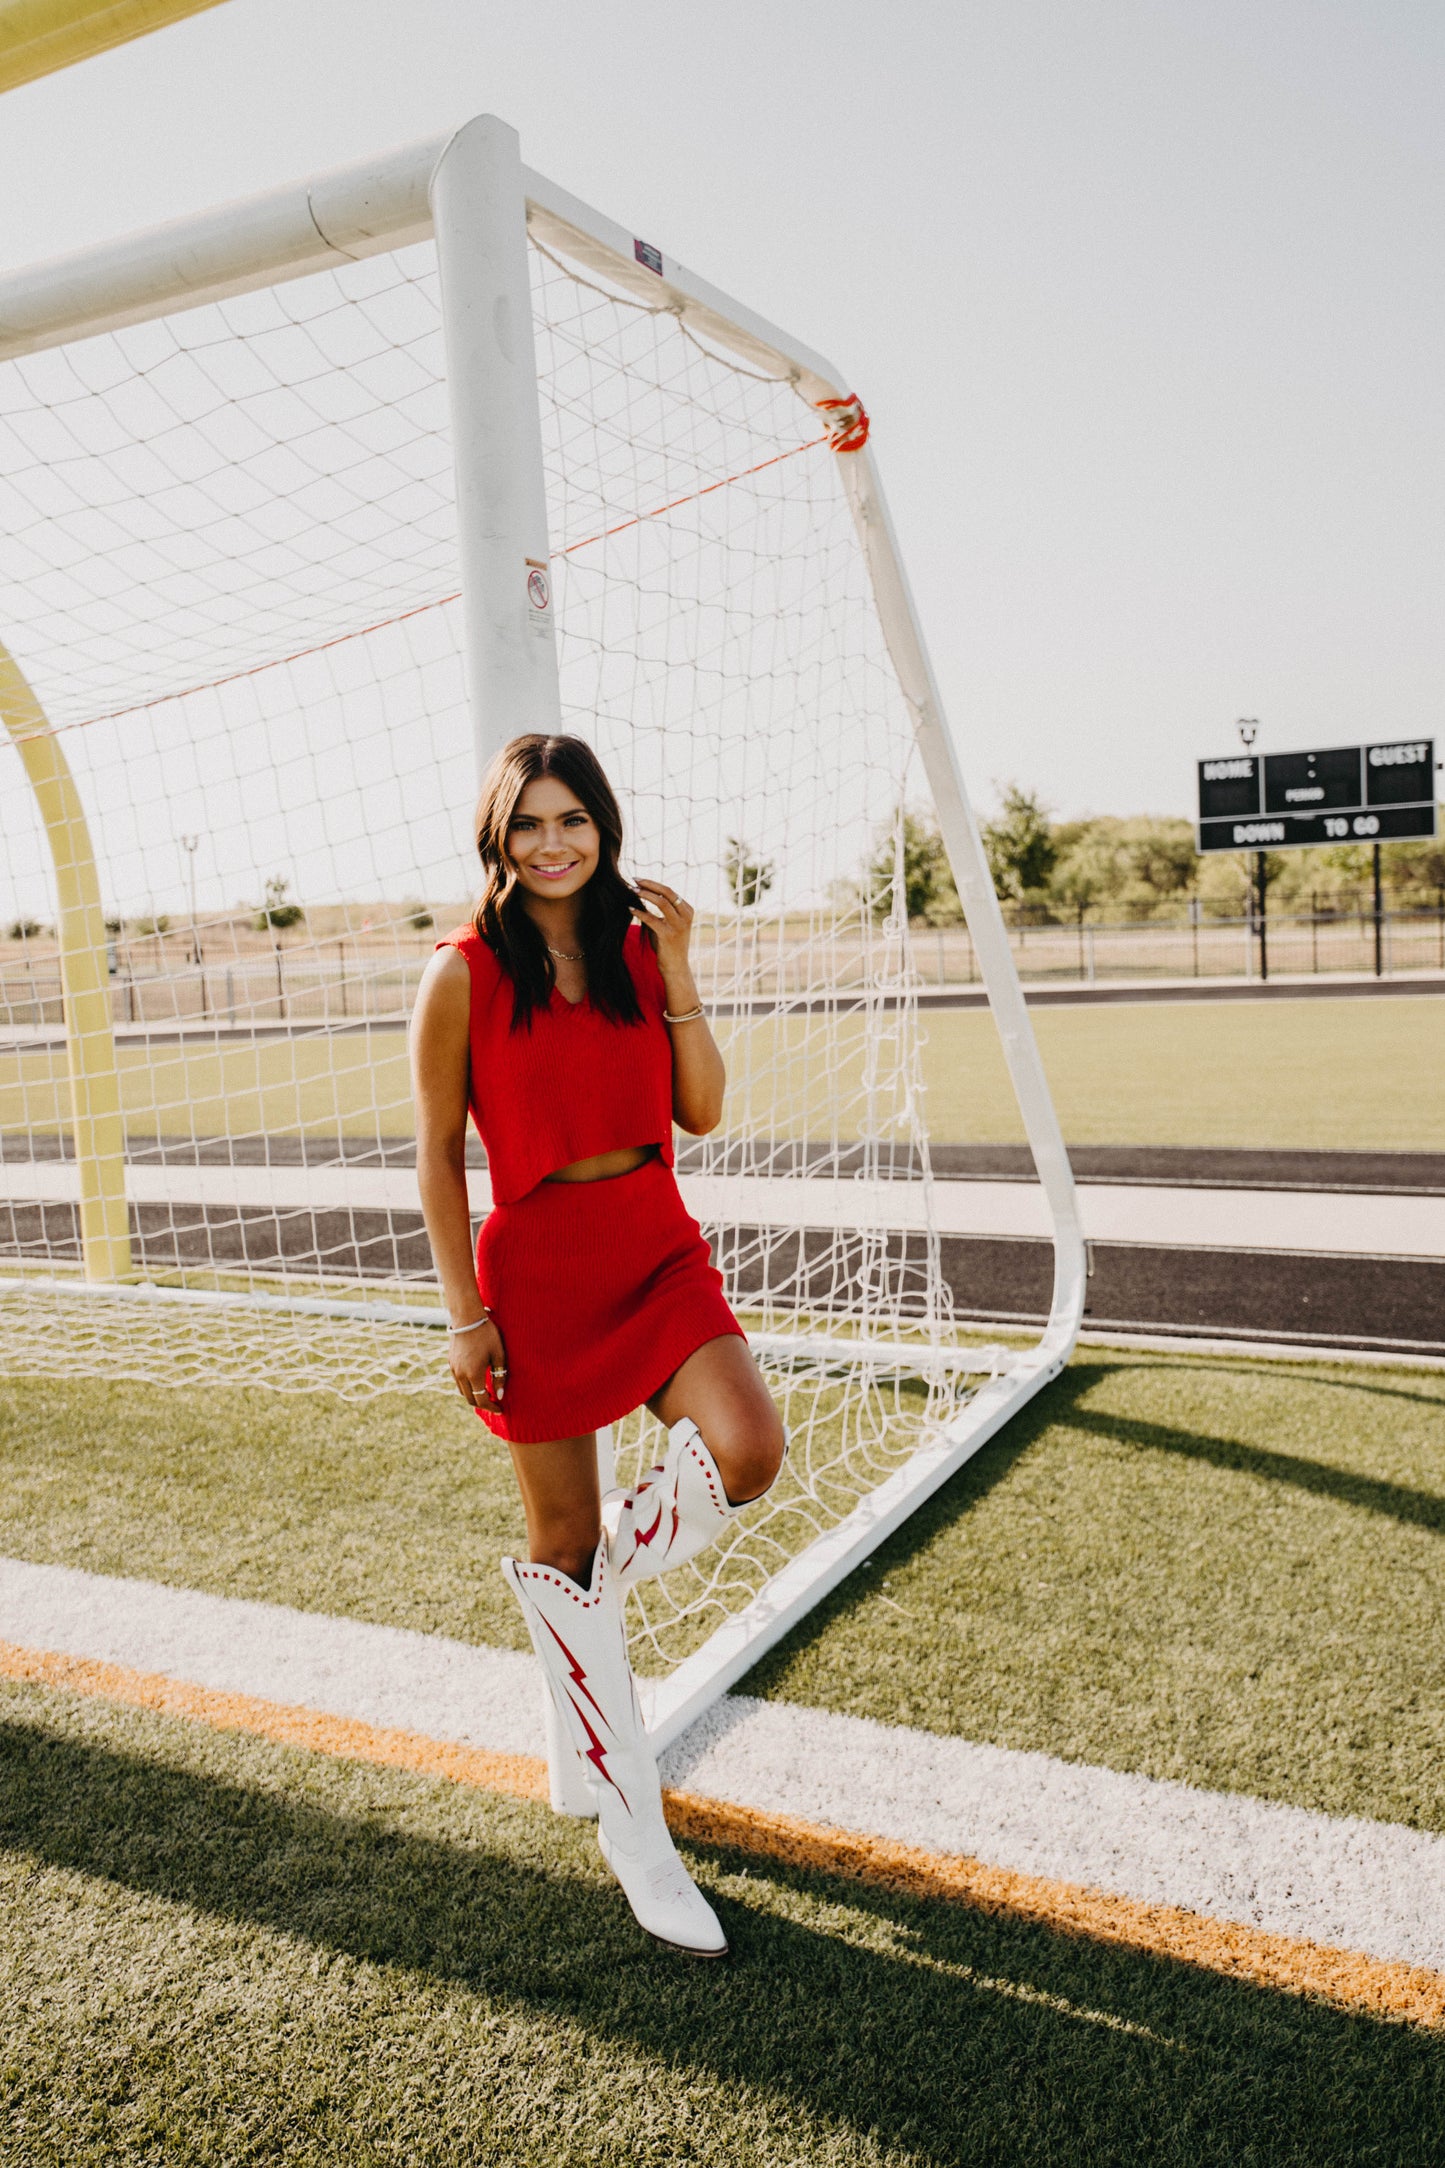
[[542, 1678, 597, 1817], [502, 1543, 727, 1958], [541, 1426, 617, 1819], [603, 1417, 761, 1590]]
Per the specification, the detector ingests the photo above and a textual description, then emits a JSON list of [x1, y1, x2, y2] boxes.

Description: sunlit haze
[[1, 0, 1441, 822]]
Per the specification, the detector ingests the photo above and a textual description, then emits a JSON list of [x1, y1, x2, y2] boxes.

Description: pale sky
[[1, 0, 1441, 825]]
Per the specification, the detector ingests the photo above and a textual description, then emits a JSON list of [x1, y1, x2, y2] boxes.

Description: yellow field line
[[667, 1796, 1445, 2030], [4, 1637, 1442, 2030], [0, 1640, 548, 1802]]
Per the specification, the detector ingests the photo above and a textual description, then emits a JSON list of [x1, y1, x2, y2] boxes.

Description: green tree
[[1049, 815, 1197, 920], [400, 899, 435, 933], [865, 812, 961, 924], [723, 837, 775, 910], [1050, 837, 1108, 923], [1389, 821, 1445, 897], [982, 785, 1056, 905], [255, 876, 304, 934], [1268, 819, 1445, 912], [1119, 816, 1196, 902]]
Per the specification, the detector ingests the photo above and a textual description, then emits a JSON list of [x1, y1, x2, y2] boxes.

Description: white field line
[[665, 1698, 1445, 1976], [2, 1160, 1443, 1258], [0, 1556, 544, 1758], [3, 1553, 1442, 1973]]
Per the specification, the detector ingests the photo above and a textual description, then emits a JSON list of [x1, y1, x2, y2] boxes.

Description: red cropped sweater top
[[441, 924, 675, 1203]]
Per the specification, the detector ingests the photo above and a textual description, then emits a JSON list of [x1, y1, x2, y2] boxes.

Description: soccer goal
[[0, 116, 1084, 1744]]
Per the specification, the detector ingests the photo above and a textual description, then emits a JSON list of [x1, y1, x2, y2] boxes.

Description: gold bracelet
[[662, 1004, 706, 1024]]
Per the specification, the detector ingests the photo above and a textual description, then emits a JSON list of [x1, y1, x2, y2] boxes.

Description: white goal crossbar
[[0, 117, 1085, 1745]]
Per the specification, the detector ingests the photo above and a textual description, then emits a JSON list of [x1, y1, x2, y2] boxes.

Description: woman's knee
[[708, 1403, 786, 1504]]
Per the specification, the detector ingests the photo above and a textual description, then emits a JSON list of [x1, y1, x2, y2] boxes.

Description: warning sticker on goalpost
[[525, 560, 551, 627]]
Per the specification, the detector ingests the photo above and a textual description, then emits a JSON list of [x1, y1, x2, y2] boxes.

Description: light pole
[[180, 833, 205, 1019], [1236, 719, 1267, 982]]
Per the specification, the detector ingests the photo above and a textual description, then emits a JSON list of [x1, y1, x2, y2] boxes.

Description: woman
[[410, 732, 785, 1959]]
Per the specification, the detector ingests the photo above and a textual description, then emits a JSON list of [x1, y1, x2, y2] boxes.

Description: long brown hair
[[472, 733, 643, 1030]]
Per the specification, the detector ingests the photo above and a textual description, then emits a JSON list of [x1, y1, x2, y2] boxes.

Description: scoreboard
[[1196, 739, 1437, 853]]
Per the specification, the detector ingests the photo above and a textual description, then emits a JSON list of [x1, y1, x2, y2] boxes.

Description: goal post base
[[639, 1347, 1067, 1751]]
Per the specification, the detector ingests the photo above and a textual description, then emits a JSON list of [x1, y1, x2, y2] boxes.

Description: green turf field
[[751, 1352, 1445, 1835], [2, 1348, 1440, 1833], [2, 1350, 1442, 2158], [4, 994, 1440, 1148], [4, 1675, 1442, 2168], [937, 993, 1445, 1150], [744, 994, 1445, 1149], [0, 1025, 416, 1142]]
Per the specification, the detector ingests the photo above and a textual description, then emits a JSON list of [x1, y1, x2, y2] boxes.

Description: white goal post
[[0, 115, 1085, 1747]]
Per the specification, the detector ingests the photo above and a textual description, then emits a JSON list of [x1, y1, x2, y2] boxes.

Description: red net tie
[[816, 395, 870, 453]]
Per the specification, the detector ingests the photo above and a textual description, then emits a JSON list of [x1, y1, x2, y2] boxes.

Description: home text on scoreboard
[[1196, 739, 1437, 853]]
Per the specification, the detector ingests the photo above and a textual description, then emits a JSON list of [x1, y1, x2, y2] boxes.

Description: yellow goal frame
[[0, 0, 228, 95], [1, 640, 130, 1280]]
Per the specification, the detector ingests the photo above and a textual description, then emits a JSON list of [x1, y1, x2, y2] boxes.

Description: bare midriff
[[543, 1143, 660, 1185]]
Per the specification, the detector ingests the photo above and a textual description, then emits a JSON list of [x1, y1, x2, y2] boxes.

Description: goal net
[[0, 136, 1078, 1725]]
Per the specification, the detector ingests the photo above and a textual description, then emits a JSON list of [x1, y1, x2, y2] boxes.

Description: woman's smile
[[505, 775, 603, 901]]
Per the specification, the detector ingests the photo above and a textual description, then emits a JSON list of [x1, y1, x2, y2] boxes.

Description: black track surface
[[7, 1135, 1443, 1357], [8, 1207, 1441, 1359], [932, 1236, 1445, 1358]]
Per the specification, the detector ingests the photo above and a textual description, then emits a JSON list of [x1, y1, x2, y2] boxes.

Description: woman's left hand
[[632, 880, 694, 976]]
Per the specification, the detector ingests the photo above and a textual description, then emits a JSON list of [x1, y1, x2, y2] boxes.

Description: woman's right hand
[[449, 1313, 508, 1415]]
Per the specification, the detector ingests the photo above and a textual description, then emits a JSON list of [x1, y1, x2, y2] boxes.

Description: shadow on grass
[[1060, 1362, 1445, 1535], [1188, 1362, 1445, 1416], [1082, 1351, 1445, 1421], [745, 1369, 1066, 1686], [4, 1710, 1442, 2165], [754, 1356, 1443, 1688]]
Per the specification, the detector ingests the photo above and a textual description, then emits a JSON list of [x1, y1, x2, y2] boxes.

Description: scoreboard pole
[[1373, 844, 1384, 979], [1255, 851, 1269, 982]]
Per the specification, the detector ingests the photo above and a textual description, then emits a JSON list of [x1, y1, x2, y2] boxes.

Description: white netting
[[0, 217, 998, 1665]]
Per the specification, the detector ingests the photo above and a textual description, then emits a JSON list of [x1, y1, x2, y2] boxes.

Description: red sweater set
[[441, 923, 743, 1442]]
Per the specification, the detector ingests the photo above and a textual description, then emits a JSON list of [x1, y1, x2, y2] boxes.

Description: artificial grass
[[911, 994, 1445, 1150], [0, 1027, 416, 1144], [4, 994, 1442, 1149], [0, 1376, 534, 1653], [2, 1679, 1442, 2168], [0, 1369, 914, 1671], [750, 1352, 1445, 1835], [0, 1350, 1440, 1834]]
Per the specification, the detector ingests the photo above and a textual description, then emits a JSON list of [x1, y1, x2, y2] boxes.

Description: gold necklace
[[546, 944, 585, 963]]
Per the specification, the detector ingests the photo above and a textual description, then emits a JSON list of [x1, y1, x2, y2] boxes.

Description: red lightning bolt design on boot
[[602, 1417, 763, 1591]]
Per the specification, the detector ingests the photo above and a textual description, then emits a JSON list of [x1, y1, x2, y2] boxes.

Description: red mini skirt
[[473, 1154, 744, 1444]]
